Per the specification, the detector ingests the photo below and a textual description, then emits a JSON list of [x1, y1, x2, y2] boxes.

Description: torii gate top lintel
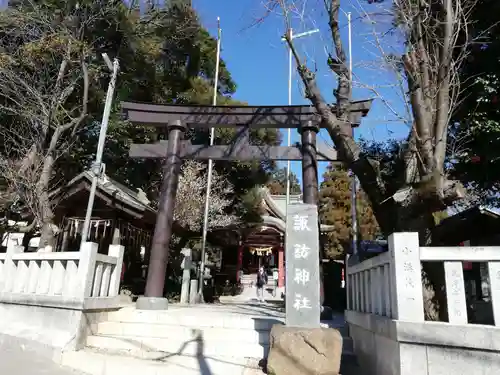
[[121, 100, 373, 128]]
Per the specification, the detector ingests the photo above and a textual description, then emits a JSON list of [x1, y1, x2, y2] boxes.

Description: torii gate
[[121, 100, 372, 309]]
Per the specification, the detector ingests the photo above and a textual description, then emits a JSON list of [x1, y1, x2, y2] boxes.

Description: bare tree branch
[[263, 0, 483, 234], [0, 1, 103, 249]]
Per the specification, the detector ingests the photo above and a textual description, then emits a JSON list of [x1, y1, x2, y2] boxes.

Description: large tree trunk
[[36, 140, 58, 251], [38, 219, 58, 251]]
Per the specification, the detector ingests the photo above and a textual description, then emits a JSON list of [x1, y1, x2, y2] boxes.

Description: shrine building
[[213, 188, 334, 288]]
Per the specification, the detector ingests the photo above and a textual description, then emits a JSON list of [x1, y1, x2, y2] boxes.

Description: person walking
[[272, 268, 279, 297], [256, 267, 268, 302]]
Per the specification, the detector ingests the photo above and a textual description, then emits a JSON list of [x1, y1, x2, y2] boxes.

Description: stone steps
[[95, 321, 270, 345], [70, 306, 357, 375], [59, 348, 264, 375], [340, 352, 361, 375], [86, 334, 269, 359], [240, 274, 276, 287], [85, 307, 277, 360], [104, 306, 281, 331], [87, 323, 353, 358]]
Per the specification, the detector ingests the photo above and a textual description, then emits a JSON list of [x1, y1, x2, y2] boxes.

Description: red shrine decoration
[[460, 241, 473, 270], [278, 247, 285, 288]]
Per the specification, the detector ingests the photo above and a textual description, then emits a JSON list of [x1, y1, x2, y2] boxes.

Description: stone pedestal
[[267, 325, 342, 375], [180, 269, 191, 304], [136, 296, 169, 310], [180, 248, 192, 304], [189, 279, 198, 304]]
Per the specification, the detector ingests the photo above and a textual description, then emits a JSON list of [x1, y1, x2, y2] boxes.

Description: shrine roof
[[49, 171, 156, 218], [432, 205, 500, 245], [268, 193, 303, 215], [262, 188, 334, 233]]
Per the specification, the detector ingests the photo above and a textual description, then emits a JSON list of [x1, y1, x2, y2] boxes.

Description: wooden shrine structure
[[121, 101, 372, 308], [217, 189, 337, 288]]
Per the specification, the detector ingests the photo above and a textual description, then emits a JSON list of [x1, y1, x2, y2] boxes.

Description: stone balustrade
[[0, 242, 124, 309], [346, 232, 500, 375], [0, 242, 125, 355], [346, 251, 392, 318]]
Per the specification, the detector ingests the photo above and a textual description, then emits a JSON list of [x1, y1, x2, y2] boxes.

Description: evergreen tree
[[267, 166, 301, 195], [448, 0, 500, 199], [319, 163, 380, 259]]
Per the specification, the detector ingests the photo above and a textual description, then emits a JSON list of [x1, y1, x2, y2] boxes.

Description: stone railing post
[[77, 242, 98, 298], [388, 232, 424, 321], [2, 243, 24, 293], [108, 244, 125, 297]]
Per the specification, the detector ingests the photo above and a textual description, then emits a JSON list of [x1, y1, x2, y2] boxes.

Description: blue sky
[[193, 0, 411, 184]]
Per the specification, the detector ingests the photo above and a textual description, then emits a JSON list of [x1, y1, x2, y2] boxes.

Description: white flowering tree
[[174, 160, 237, 232]]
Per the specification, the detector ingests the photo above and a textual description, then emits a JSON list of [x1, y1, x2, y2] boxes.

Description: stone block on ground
[[266, 324, 342, 375]]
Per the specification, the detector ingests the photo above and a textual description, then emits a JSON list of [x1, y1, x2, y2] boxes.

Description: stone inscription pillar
[[285, 204, 321, 328], [137, 120, 186, 310]]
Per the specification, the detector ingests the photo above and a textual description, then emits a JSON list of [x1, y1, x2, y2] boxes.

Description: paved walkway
[[220, 282, 284, 305], [0, 345, 87, 374]]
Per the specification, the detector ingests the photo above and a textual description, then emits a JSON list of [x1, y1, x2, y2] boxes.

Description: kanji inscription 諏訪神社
[[285, 204, 321, 328]]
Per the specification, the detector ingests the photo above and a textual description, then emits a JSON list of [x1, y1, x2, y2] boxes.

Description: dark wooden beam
[[245, 242, 281, 247], [121, 100, 372, 128], [129, 141, 339, 161], [245, 238, 281, 244], [246, 233, 281, 239]]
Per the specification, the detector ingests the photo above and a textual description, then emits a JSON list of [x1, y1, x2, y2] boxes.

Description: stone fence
[[346, 232, 500, 375], [0, 242, 125, 359]]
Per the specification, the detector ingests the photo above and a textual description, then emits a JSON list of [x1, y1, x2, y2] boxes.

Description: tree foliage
[[319, 164, 380, 259], [174, 161, 236, 232], [0, 0, 280, 247], [266, 166, 301, 195], [0, 0, 107, 247], [448, 0, 500, 199]]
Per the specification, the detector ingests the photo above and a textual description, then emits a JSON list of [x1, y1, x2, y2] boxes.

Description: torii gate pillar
[[299, 121, 319, 205], [136, 120, 186, 310]]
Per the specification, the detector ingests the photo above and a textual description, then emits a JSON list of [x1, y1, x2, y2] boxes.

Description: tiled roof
[[261, 188, 334, 232], [50, 171, 156, 214]]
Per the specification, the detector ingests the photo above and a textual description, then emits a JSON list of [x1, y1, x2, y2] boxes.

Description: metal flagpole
[[198, 17, 221, 302], [347, 12, 358, 256], [286, 28, 293, 209], [80, 54, 120, 247]]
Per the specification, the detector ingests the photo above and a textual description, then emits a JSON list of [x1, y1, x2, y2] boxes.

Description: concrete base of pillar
[[189, 280, 199, 304], [136, 296, 169, 310]]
